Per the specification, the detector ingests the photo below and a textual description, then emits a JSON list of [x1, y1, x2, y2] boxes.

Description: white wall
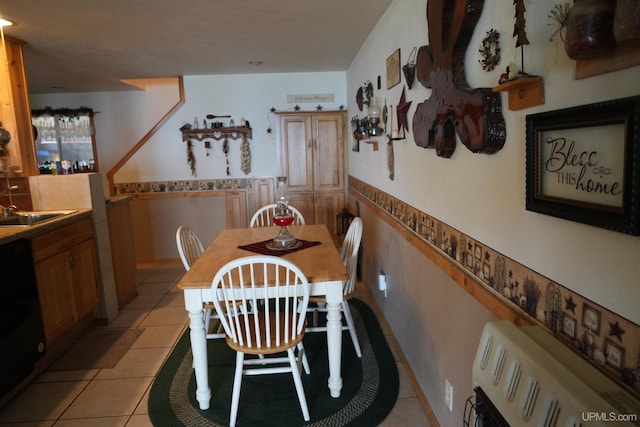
[[31, 73, 347, 184], [346, 1, 640, 424], [347, 0, 640, 326], [120, 72, 347, 182]]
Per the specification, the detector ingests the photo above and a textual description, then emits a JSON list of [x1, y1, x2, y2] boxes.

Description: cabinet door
[[70, 239, 101, 319], [252, 177, 275, 214], [278, 115, 314, 192], [226, 190, 248, 229], [315, 191, 345, 238], [288, 192, 315, 225], [313, 113, 344, 192], [35, 252, 77, 344]]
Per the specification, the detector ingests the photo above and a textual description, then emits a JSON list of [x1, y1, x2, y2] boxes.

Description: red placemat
[[238, 239, 320, 257]]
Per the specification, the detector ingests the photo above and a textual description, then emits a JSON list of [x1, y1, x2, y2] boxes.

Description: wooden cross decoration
[[412, 0, 506, 158]]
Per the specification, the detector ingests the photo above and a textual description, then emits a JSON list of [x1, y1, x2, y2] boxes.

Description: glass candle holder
[[270, 176, 299, 250]]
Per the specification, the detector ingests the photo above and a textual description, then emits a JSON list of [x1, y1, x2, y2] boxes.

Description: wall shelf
[[493, 76, 544, 111], [181, 126, 252, 142]]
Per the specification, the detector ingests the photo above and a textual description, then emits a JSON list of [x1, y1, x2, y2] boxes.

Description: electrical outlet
[[445, 379, 453, 412]]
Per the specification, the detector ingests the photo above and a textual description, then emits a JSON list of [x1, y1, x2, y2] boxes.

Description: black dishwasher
[[0, 238, 46, 398]]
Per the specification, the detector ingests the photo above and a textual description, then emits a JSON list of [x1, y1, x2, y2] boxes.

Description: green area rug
[[148, 299, 399, 426]]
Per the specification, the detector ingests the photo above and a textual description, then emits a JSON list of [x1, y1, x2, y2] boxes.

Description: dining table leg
[[325, 282, 344, 398], [185, 291, 212, 410]]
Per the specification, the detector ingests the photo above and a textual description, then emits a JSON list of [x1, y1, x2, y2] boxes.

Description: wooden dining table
[[177, 224, 348, 410]]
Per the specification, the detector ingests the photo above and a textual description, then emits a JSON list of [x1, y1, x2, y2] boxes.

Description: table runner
[[238, 238, 320, 256]]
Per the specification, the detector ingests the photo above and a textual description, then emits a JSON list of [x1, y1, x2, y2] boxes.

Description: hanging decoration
[[387, 136, 395, 180], [355, 81, 373, 112], [402, 47, 418, 89], [412, 0, 506, 158], [223, 136, 230, 176], [179, 122, 252, 177], [479, 29, 501, 71], [187, 138, 196, 176], [396, 87, 412, 136], [240, 134, 251, 175]]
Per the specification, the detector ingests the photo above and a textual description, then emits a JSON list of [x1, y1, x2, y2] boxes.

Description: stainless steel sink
[[0, 210, 77, 227]]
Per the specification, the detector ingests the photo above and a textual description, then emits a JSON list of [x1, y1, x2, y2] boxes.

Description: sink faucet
[[0, 185, 18, 216]]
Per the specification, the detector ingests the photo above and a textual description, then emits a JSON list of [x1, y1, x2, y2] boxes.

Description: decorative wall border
[[349, 175, 640, 398], [113, 178, 253, 195]]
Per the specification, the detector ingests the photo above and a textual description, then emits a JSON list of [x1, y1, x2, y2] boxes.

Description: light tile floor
[[0, 261, 433, 426]]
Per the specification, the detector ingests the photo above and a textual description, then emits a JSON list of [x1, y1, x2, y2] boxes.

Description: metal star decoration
[[564, 296, 577, 314], [609, 321, 625, 342], [397, 87, 412, 134]]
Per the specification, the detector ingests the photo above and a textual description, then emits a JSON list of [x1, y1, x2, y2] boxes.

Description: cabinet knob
[[68, 252, 77, 267]]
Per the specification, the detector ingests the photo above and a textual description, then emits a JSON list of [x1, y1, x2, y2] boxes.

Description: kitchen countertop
[[0, 209, 94, 246], [106, 195, 132, 207]]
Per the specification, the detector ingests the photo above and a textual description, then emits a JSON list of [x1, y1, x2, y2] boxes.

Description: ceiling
[[0, 0, 393, 94]]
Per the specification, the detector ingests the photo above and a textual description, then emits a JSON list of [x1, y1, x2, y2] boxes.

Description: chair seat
[[226, 312, 305, 355]]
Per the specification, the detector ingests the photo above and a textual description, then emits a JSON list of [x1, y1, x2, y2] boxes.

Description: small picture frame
[[483, 263, 491, 280], [605, 339, 624, 370], [561, 314, 577, 339], [386, 49, 401, 89], [582, 303, 601, 335]]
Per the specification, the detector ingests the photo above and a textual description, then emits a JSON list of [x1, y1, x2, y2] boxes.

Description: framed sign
[[561, 314, 577, 340], [605, 339, 624, 370], [386, 49, 401, 89], [525, 96, 640, 235], [582, 303, 601, 335]]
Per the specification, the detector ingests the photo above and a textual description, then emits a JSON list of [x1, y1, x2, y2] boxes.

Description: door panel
[[315, 192, 344, 238], [280, 116, 313, 192], [314, 114, 344, 192], [288, 192, 315, 225]]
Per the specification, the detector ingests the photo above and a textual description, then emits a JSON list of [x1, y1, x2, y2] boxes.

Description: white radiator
[[469, 320, 640, 426]]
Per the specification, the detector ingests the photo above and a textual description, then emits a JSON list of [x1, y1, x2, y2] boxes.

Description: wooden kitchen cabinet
[[276, 111, 346, 236], [107, 197, 137, 308], [31, 218, 100, 344], [1, 37, 38, 176]]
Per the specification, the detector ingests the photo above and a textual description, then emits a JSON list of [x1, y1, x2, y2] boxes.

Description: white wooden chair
[[306, 217, 363, 357], [176, 225, 204, 271], [211, 255, 311, 427], [249, 203, 305, 228], [176, 225, 225, 339]]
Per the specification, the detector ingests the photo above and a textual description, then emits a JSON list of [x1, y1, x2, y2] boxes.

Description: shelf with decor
[[181, 126, 253, 177], [180, 126, 252, 142], [492, 76, 544, 111]]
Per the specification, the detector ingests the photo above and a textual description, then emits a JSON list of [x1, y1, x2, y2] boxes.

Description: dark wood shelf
[[181, 126, 252, 142]]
